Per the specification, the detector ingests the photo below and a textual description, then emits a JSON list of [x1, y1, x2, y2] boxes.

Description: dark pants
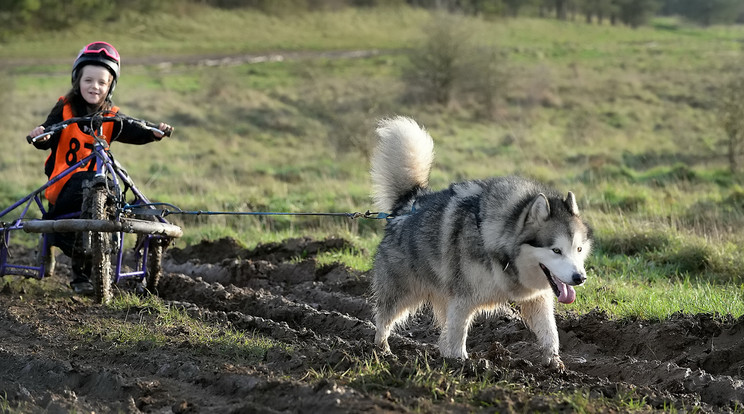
[[43, 171, 97, 280]]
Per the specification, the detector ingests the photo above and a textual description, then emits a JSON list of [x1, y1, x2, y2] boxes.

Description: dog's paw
[[544, 354, 565, 372], [374, 338, 392, 355], [377, 348, 393, 357], [441, 350, 469, 360], [374, 348, 397, 362]]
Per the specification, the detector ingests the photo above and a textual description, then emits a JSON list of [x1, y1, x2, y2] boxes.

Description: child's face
[[78, 65, 113, 106]]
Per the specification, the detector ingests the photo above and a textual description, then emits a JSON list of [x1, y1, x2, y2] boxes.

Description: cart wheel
[[83, 182, 114, 304], [145, 237, 164, 295]]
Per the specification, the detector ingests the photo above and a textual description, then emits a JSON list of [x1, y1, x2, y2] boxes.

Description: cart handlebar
[[27, 112, 172, 144]]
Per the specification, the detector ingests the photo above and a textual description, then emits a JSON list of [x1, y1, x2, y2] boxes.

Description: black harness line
[[121, 202, 394, 221]]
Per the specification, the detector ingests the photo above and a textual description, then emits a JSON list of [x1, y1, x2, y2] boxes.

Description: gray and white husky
[[370, 116, 593, 369]]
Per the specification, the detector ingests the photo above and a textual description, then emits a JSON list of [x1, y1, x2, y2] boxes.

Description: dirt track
[[1, 237, 743, 413]]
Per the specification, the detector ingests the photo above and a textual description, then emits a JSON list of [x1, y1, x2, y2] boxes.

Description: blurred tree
[[404, 13, 469, 104], [0, 0, 40, 39], [503, 0, 527, 16], [615, 0, 660, 28], [577, 0, 616, 24], [403, 12, 507, 114], [0, 0, 178, 38], [402, 0, 534, 15], [555, 0, 567, 19], [660, 0, 743, 26]]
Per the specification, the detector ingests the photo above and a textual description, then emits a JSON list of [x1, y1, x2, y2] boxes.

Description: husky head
[[516, 192, 592, 304]]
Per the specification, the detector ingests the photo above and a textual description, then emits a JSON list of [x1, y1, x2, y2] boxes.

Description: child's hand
[[29, 126, 48, 141], [155, 123, 173, 139]]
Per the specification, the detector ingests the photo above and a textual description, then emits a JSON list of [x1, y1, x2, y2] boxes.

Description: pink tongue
[[556, 282, 576, 304]]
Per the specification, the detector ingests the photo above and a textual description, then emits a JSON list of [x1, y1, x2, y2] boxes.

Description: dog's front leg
[[519, 294, 564, 370], [440, 300, 473, 359]]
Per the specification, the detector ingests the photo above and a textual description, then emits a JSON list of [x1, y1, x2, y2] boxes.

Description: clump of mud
[[167, 236, 358, 264]]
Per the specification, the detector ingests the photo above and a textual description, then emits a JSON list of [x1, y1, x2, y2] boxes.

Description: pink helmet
[[71, 41, 121, 98]]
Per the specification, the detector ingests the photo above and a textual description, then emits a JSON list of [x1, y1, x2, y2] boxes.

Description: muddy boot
[[70, 273, 94, 295], [69, 255, 93, 296], [35, 236, 56, 278], [44, 247, 56, 278]]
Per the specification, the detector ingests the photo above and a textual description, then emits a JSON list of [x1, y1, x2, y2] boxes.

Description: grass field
[[2, 5, 744, 319]]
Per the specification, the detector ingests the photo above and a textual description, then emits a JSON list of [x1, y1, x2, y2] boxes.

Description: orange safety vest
[[44, 100, 120, 204]]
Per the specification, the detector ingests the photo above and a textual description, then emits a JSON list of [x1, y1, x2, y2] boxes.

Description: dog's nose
[[572, 273, 586, 285]]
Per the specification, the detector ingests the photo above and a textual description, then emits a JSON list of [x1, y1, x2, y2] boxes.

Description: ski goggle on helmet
[[71, 41, 121, 96]]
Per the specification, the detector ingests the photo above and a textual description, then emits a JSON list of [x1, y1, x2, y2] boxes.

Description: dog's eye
[[577, 246, 582, 253], [552, 248, 562, 255]]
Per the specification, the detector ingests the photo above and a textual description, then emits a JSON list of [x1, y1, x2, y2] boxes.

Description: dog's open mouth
[[539, 263, 576, 304]]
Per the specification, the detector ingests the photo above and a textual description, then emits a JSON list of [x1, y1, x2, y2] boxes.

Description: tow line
[[122, 203, 393, 220]]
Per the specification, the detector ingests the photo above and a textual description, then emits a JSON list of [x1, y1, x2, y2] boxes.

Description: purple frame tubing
[[0, 143, 168, 283], [0, 152, 96, 278]]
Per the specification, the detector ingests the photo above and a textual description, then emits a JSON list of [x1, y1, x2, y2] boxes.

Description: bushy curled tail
[[370, 116, 434, 212]]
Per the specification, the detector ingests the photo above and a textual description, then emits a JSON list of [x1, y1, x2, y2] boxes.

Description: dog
[[370, 116, 592, 370]]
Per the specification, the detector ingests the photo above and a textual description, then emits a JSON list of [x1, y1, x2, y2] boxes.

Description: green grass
[[0, 6, 428, 61], [572, 272, 744, 320], [71, 292, 289, 364], [307, 354, 499, 404], [305, 351, 678, 412]]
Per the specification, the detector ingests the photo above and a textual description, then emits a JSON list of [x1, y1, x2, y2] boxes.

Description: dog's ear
[[565, 191, 579, 216], [526, 193, 550, 224]]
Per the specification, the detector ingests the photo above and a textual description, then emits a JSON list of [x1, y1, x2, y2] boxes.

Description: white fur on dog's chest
[[452, 260, 545, 304]]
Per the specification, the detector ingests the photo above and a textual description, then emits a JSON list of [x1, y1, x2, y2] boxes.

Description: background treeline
[[1, 0, 743, 40]]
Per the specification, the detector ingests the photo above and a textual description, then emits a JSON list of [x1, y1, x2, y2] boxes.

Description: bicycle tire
[[145, 238, 164, 294], [83, 183, 114, 304]]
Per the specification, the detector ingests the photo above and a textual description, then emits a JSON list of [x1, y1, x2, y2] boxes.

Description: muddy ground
[[1, 236, 743, 413]]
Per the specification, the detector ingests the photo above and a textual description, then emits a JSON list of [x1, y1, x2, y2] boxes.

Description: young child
[[28, 41, 173, 295]]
